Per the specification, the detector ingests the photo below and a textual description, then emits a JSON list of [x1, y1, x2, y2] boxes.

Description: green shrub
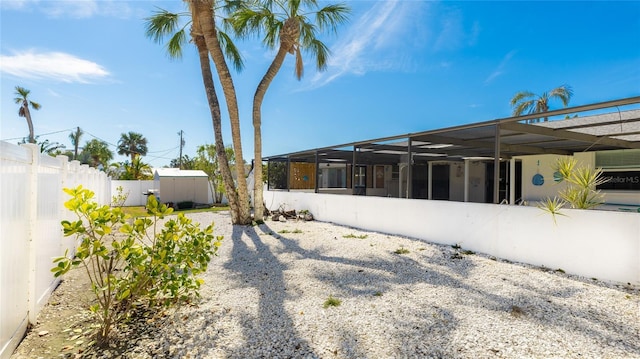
[[53, 186, 222, 344]]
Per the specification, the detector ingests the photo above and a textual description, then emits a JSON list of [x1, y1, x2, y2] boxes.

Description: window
[[354, 166, 366, 187], [320, 167, 346, 188], [596, 149, 640, 169]]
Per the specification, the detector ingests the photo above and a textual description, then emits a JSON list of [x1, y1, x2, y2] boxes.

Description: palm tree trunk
[[23, 102, 35, 144], [193, 31, 241, 223], [252, 45, 290, 221], [73, 128, 81, 160], [190, 0, 251, 224]]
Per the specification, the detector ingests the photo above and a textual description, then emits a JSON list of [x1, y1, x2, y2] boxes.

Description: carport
[[264, 96, 640, 204]]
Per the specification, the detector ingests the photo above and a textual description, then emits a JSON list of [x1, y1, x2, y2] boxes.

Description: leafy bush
[[53, 186, 222, 344], [111, 185, 129, 207]]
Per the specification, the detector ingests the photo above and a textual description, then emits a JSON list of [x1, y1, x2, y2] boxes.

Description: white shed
[[153, 168, 210, 206]]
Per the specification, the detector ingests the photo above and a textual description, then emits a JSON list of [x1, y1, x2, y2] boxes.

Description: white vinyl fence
[[111, 180, 155, 206], [0, 142, 110, 359], [264, 190, 640, 286]]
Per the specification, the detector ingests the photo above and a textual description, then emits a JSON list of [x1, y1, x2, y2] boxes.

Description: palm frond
[[264, 17, 282, 48], [288, 0, 302, 18], [315, 3, 350, 32], [218, 30, 245, 72], [145, 9, 181, 43], [298, 19, 317, 46], [29, 101, 41, 110], [549, 84, 573, 106], [512, 99, 535, 117], [308, 38, 329, 71], [509, 91, 534, 107], [14, 86, 29, 98], [167, 29, 187, 59]]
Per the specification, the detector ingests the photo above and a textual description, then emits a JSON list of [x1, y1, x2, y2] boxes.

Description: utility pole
[[178, 130, 184, 169]]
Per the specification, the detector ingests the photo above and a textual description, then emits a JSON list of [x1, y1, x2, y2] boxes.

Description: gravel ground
[[12, 211, 640, 358]]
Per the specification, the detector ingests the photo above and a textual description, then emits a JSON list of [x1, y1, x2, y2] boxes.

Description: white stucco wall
[[264, 190, 640, 285]]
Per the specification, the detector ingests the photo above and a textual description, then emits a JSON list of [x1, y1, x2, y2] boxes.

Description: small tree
[[193, 144, 235, 204], [53, 186, 222, 344], [539, 157, 608, 222], [81, 139, 113, 168]]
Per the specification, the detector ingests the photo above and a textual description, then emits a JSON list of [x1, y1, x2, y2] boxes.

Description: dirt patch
[[11, 264, 97, 358], [10, 261, 169, 359], [10, 250, 168, 358]]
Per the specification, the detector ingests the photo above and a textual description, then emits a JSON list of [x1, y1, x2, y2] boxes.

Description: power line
[[1, 127, 76, 142]]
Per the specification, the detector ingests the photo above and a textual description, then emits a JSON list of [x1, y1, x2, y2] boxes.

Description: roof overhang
[[264, 96, 640, 164]]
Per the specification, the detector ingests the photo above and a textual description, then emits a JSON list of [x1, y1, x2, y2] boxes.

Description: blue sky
[[1, 0, 639, 167]]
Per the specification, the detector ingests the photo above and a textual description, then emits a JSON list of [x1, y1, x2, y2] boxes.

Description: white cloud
[[1, 0, 134, 19], [484, 50, 517, 85], [308, 1, 428, 89], [0, 0, 31, 11], [0, 50, 110, 83]]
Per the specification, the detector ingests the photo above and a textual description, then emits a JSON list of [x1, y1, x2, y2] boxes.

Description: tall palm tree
[[230, 0, 350, 220], [117, 132, 148, 163], [13, 86, 41, 144], [188, 0, 252, 224], [69, 127, 84, 160], [145, 5, 245, 223], [82, 139, 113, 169], [510, 85, 573, 123]]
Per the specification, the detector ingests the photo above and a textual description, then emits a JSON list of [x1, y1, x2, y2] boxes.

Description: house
[[153, 168, 211, 207], [264, 97, 640, 210]]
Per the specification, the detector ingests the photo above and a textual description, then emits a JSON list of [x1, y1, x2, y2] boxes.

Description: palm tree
[[117, 132, 148, 163], [69, 127, 83, 160], [82, 139, 113, 169], [188, 0, 252, 224], [229, 0, 350, 220], [13, 86, 41, 144], [145, 5, 245, 223], [510, 85, 573, 123], [121, 155, 153, 180]]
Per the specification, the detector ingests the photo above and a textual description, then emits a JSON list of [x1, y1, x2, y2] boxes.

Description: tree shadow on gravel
[[259, 223, 467, 358], [258, 221, 640, 357], [223, 225, 319, 358]]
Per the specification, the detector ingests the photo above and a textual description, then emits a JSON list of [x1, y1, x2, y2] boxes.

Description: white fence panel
[[110, 180, 154, 206], [264, 190, 640, 285], [0, 142, 111, 359], [0, 143, 30, 359]]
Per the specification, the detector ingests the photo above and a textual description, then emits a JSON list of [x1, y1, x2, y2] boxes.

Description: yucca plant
[[539, 157, 608, 221]]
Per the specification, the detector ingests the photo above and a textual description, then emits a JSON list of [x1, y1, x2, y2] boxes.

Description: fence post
[[57, 155, 70, 257], [22, 143, 39, 324]]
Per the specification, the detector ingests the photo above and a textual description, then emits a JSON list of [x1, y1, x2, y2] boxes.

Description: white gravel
[[133, 211, 639, 359]]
